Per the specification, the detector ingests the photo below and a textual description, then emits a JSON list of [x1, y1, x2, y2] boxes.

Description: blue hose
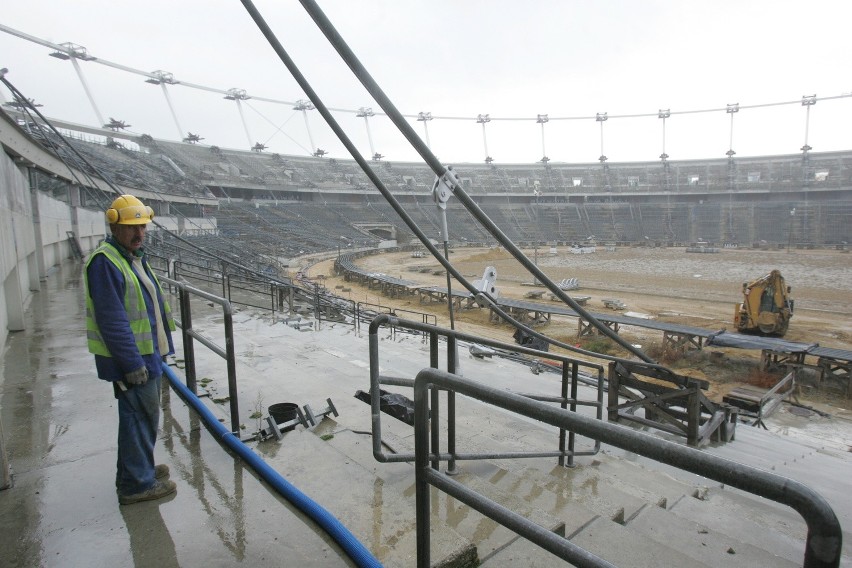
[[162, 364, 383, 568]]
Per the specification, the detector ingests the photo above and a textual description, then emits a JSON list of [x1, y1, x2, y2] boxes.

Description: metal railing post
[[355, 302, 360, 335], [161, 276, 239, 434], [221, 261, 228, 299], [607, 363, 619, 422], [368, 325, 384, 461], [223, 303, 240, 435], [414, 370, 432, 568], [429, 330, 440, 471], [559, 361, 569, 467], [446, 335, 458, 475], [180, 286, 197, 394], [568, 361, 579, 467]]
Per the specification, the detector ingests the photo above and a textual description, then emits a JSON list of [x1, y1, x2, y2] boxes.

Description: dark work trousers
[[115, 374, 161, 496]]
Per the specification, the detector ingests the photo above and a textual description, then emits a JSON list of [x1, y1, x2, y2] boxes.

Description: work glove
[[125, 366, 149, 386]]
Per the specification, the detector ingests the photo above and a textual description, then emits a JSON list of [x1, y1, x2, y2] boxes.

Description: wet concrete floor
[[2, 260, 851, 567], [0, 263, 354, 568]]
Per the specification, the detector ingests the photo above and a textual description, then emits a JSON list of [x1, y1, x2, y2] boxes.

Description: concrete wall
[[0, 151, 107, 347], [0, 150, 36, 342], [35, 192, 74, 271], [77, 207, 106, 254]]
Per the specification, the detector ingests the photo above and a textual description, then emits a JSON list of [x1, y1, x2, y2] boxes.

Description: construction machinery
[[734, 269, 794, 336]]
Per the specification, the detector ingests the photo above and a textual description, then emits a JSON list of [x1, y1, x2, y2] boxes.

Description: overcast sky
[[1, 0, 850, 164]]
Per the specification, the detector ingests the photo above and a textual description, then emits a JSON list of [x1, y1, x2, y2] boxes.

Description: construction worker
[[84, 194, 177, 505]]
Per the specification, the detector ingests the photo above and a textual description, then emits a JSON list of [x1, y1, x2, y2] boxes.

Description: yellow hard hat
[[105, 194, 153, 225]]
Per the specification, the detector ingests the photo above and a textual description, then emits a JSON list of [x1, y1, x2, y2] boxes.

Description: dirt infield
[[309, 245, 852, 408]]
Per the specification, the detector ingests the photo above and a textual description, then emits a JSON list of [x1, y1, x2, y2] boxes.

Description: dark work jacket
[[86, 236, 175, 383]]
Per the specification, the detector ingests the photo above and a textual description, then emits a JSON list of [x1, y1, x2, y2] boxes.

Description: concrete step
[[701, 485, 852, 560], [477, 526, 599, 567], [572, 451, 706, 509], [256, 427, 476, 568], [570, 515, 715, 568], [321, 426, 416, 484], [707, 434, 852, 541], [425, 438, 711, 532], [710, 430, 852, 485], [511, 459, 654, 523], [319, 395, 852, 565], [667, 493, 806, 564], [703, 485, 807, 541], [626, 502, 799, 567], [322, 424, 622, 563], [447, 472, 567, 560], [475, 452, 832, 567], [483, 514, 714, 568], [322, 428, 569, 563]]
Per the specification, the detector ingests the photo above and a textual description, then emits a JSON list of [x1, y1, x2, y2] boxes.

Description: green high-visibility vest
[[84, 242, 175, 357]]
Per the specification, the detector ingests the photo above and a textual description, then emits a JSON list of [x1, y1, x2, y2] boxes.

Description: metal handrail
[[168, 258, 340, 324], [755, 370, 797, 428], [413, 368, 842, 568], [355, 301, 435, 337], [160, 275, 241, 435], [368, 314, 605, 471]]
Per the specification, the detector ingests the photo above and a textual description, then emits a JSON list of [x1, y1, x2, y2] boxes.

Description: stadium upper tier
[[14, 110, 851, 202], [150, 138, 852, 201], [5, 109, 852, 249]]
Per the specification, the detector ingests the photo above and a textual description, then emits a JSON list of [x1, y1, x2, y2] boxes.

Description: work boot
[[119, 479, 177, 505], [116, 464, 170, 488]]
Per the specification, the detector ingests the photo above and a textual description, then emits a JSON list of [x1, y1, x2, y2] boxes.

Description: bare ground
[[305, 245, 852, 410]]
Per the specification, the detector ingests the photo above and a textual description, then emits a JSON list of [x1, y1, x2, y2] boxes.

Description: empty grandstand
[[12, 109, 852, 257]]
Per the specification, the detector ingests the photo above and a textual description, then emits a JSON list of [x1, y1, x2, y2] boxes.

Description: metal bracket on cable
[[432, 166, 460, 243], [432, 166, 462, 329], [431, 167, 459, 210]]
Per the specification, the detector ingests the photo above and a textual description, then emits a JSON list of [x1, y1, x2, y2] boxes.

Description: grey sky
[[1, 0, 850, 163]]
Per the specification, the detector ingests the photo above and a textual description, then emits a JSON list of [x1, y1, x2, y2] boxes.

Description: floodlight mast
[[417, 111, 433, 148], [658, 109, 670, 162], [596, 112, 608, 163], [146, 70, 184, 140], [357, 107, 379, 160], [477, 114, 492, 163], [801, 95, 817, 154], [725, 103, 739, 158], [49, 43, 106, 131], [537, 114, 549, 163], [294, 99, 317, 154], [225, 88, 254, 149]]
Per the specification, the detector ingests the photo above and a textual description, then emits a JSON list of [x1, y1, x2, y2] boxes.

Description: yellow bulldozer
[[734, 269, 794, 336]]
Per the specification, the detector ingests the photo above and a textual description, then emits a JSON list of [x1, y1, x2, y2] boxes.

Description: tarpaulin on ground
[[354, 388, 419, 426], [705, 330, 817, 353]]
